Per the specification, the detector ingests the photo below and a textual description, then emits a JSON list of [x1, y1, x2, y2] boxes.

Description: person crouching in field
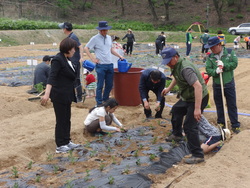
[[84, 98, 124, 136]]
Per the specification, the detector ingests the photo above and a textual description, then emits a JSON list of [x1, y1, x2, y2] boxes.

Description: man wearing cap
[[59, 22, 84, 103], [205, 36, 240, 134], [84, 21, 124, 106], [161, 47, 208, 164]]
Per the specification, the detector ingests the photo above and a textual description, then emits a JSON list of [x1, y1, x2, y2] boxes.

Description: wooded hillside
[[0, 0, 249, 29]]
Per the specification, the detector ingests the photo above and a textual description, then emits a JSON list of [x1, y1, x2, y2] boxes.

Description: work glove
[[134, 42, 136, 44], [216, 67, 223, 74], [188, 41, 191, 44], [216, 60, 224, 68]]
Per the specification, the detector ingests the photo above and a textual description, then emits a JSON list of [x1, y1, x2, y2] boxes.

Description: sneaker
[[77, 98, 83, 103], [218, 123, 225, 129], [67, 141, 81, 149], [165, 134, 183, 142], [183, 156, 205, 164], [56, 145, 71, 154], [232, 127, 241, 134]]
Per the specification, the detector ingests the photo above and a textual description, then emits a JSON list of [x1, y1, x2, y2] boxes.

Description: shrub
[[236, 14, 244, 19]]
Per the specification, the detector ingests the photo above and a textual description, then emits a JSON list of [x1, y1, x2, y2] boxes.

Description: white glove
[[188, 41, 191, 44], [216, 67, 223, 74], [134, 42, 136, 44], [216, 60, 224, 67]]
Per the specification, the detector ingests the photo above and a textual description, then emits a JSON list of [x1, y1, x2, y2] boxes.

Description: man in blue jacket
[[139, 68, 166, 119]]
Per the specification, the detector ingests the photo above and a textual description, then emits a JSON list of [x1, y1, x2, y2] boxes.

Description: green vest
[[172, 58, 208, 102]]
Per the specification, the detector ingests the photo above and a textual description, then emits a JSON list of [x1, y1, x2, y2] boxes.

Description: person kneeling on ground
[[84, 98, 124, 136], [139, 68, 166, 119], [198, 115, 230, 153]]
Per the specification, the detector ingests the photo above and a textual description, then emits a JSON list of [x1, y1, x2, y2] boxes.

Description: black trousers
[[126, 42, 134, 55], [53, 101, 71, 147], [171, 94, 208, 158], [155, 40, 163, 54]]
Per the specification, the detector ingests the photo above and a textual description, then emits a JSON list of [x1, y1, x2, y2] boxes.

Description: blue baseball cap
[[161, 47, 177, 65], [204, 36, 221, 48]]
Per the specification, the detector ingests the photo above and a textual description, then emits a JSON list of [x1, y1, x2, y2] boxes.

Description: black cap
[[58, 22, 73, 31]]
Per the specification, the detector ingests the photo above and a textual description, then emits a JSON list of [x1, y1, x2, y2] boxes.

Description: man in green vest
[[161, 47, 208, 164]]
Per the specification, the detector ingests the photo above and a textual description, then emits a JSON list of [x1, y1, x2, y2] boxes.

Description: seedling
[[107, 132, 112, 138], [97, 135, 103, 142], [13, 182, 19, 188], [46, 152, 54, 161], [108, 176, 115, 184], [84, 169, 91, 181], [53, 165, 59, 174], [122, 165, 130, 174], [68, 150, 77, 164], [149, 154, 157, 161], [27, 161, 33, 169], [34, 82, 44, 93], [159, 146, 164, 152], [35, 175, 41, 183], [88, 186, 96, 188], [136, 159, 141, 166], [107, 145, 112, 152], [139, 144, 144, 150], [127, 135, 132, 140], [89, 150, 97, 158], [65, 180, 73, 188], [152, 136, 157, 144], [171, 140, 178, 147], [85, 141, 91, 148], [12, 166, 18, 178], [99, 163, 105, 171], [149, 125, 155, 130], [111, 156, 116, 164], [133, 150, 139, 157]]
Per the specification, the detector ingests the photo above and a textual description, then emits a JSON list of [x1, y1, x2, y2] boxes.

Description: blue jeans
[[95, 64, 114, 105], [186, 42, 192, 56], [213, 79, 240, 128]]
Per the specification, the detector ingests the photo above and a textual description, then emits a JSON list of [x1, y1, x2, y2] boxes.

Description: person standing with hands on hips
[[41, 38, 81, 153], [84, 21, 124, 106], [122, 29, 136, 56], [161, 47, 208, 164], [205, 36, 240, 134], [58, 22, 84, 103]]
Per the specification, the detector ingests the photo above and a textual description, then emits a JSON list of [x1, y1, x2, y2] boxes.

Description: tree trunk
[[213, 0, 224, 25], [162, 0, 172, 22], [237, 0, 242, 12], [121, 0, 125, 16], [148, 0, 158, 21]]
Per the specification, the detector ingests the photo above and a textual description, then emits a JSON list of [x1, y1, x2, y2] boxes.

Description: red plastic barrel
[[114, 67, 144, 106]]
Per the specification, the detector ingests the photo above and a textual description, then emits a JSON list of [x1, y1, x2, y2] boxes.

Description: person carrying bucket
[[139, 68, 166, 119], [84, 21, 124, 106], [205, 36, 241, 134]]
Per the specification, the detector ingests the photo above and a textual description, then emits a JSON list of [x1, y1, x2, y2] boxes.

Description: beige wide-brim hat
[[219, 126, 231, 141]]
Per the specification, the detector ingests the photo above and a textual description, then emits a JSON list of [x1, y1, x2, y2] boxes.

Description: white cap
[[83, 68, 89, 74]]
